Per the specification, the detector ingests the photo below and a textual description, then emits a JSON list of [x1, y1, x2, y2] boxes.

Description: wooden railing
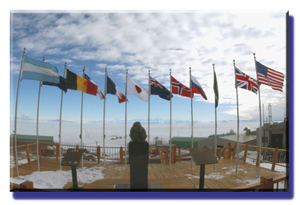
[[236, 174, 288, 191], [10, 142, 288, 171]]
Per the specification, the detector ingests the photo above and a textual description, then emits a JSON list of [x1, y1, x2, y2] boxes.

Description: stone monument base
[[114, 183, 162, 189]]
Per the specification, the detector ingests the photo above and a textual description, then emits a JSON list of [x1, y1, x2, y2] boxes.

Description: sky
[[9, 10, 288, 128]]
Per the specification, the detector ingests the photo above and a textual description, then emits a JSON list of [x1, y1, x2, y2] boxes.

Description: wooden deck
[[10, 157, 285, 190]]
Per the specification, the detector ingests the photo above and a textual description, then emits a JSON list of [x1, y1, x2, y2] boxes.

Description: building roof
[[219, 133, 256, 143], [171, 137, 208, 142], [10, 134, 53, 142]]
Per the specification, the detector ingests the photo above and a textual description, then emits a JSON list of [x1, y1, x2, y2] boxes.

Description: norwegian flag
[[235, 67, 258, 94], [171, 76, 193, 98], [150, 76, 172, 100]]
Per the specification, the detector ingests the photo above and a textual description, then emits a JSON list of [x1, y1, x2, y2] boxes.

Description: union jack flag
[[171, 76, 193, 98], [235, 67, 258, 94], [150, 76, 172, 100]]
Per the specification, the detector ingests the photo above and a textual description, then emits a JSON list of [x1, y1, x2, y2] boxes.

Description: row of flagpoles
[[13, 48, 284, 178]]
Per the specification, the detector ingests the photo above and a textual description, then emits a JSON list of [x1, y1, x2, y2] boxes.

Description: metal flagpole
[[148, 70, 150, 144], [189, 67, 194, 170], [59, 62, 67, 171], [125, 69, 128, 168], [14, 48, 26, 178], [253, 53, 263, 177], [36, 56, 45, 172], [234, 60, 240, 174], [103, 68, 107, 167], [213, 64, 217, 172], [169, 69, 172, 169], [80, 66, 85, 168]]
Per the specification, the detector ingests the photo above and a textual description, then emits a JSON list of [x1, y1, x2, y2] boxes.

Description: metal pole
[[234, 60, 240, 174], [253, 53, 262, 177], [169, 69, 172, 169], [59, 62, 67, 170], [103, 68, 107, 167], [213, 64, 217, 172], [189, 67, 193, 170], [148, 70, 150, 144], [14, 48, 26, 178], [36, 56, 45, 172], [125, 69, 128, 168], [80, 66, 85, 168]]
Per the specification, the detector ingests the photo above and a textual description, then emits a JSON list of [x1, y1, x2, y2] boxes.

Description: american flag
[[235, 67, 258, 94], [83, 73, 105, 99], [256, 61, 284, 92]]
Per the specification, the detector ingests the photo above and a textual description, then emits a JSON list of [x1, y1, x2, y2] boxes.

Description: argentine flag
[[21, 55, 60, 84], [191, 75, 207, 100]]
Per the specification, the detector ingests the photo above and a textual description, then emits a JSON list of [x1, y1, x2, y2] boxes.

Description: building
[[10, 134, 54, 149], [258, 120, 287, 149]]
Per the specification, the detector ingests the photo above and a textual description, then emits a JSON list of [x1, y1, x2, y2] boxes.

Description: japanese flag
[[127, 76, 149, 101]]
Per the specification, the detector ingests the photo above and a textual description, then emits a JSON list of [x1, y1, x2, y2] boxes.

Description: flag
[[213, 69, 219, 108], [127, 76, 149, 101], [84, 73, 105, 99], [66, 69, 98, 95], [150, 76, 172, 100], [256, 61, 284, 92], [21, 55, 60, 84], [42, 76, 67, 92], [106, 76, 127, 103], [191, 75, 207, 100], [171, 76, 193, 98], [235, 67, 258, 94]]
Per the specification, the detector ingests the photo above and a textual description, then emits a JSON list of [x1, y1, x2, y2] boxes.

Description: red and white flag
[[127, 76, 149, 101]]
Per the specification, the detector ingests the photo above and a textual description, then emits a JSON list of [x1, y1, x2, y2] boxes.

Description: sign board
[[190, 147, 218, 165], [61, 148, 86, 167]]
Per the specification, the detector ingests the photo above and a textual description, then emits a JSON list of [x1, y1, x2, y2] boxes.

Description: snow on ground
[[11, 165, 105, 189]]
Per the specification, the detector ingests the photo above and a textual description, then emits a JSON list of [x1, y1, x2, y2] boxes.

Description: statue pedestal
[[129, 141, 148, 189], [114, 141, 161, 190]]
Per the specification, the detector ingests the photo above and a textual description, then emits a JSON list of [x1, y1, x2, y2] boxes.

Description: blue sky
[[10, 10, 287, 126]]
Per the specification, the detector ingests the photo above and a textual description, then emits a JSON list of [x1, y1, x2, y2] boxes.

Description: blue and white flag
[[21, 55, 60, 84]]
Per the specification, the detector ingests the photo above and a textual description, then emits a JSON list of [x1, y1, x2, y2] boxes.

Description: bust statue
[[129, 121, 147, 142]]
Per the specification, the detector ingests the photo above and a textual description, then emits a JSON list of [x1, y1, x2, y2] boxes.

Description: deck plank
[[11, 157, 285, 190]]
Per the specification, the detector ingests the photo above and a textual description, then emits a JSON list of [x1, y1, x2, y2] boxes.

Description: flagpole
[[59, 62, 67, 171], [14, 48, 26, 178], [253, 53, 262, 177], [213, 64, 217, 172], [35, 56, 45, 172], [169, 69, 172, 169], [103, 68, 107, 167], [148, 70, 150, 144], [125, 69, 128, 168], [189, 67, 194, 170], [234, 60, 240, 174], [80, 66, 85, 168]]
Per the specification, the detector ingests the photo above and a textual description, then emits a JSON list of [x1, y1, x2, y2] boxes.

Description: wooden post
[[20, 181, 34, 189], [260, 176, 273, 190], [76, 145, 79, 149], [212, 146, 215, 155], [120, 146, 123, 165], [271, 148, 279, 171], [227, 143, 231, 159], [232, 143, 237, 159], [218, 148, 222, 160], [56, 143, 59, 161], [97, 146, 100, 164], [165, 146, 169, 164], [38, 142, 42, 159], [243, 144, 249, 162], [25, 144, 31, 163], [256, 147, 260, 166], [178, 149, 181, 163], [13, 146, 18, 166]]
